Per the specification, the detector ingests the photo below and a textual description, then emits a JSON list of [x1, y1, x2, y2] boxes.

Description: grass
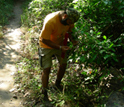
[[14, 28, 124, 107]]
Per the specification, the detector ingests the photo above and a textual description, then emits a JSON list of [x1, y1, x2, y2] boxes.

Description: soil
[[0, 1, 24, 107]]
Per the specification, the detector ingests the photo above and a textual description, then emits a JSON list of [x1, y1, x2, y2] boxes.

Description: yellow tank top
[[39, 11, 74, 49]]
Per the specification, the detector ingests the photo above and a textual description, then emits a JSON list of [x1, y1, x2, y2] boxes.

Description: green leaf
[[111, 48, 115, 52], [113, 57, 118, 62], [92, 54, 97, 61], [109, 43, 113, 48], [100, 50, 105, 54], [59, 100, 65, 106], [80, 56, 86, 62], [104, 54, 110, 60], [81, 71, 87, 75], [103, 36, 107, 40]]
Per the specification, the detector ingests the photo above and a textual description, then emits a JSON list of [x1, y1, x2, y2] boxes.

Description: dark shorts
[[39, 48, 67, 69]]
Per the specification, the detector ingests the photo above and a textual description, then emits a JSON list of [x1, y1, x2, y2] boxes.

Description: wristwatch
[[59, 46, 62, 50]]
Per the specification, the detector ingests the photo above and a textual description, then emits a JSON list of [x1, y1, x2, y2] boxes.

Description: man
[[39, 8, 80, 100]]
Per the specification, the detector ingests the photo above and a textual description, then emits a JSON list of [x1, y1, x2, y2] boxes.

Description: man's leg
[[42, 67, 51, 88], [39, 48, 53, 101], [41, 67, 51, 100], [55, 63, 67, 88]]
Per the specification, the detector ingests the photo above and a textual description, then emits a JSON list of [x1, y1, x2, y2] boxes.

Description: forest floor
[[0, 1, 24, 107]]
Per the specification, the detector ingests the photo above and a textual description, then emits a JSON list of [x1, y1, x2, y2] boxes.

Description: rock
[[9, 88, 16, 92], [14, 84, 20, 89], [23, 92, 30, 97], [106, 91, 124, 107], [10, 72, 15, 75], [13, 94, 18, 99]]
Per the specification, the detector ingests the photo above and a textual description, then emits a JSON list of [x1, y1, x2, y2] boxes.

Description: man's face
[[66, 18, 74, 25], [61, 14, 74, 26]]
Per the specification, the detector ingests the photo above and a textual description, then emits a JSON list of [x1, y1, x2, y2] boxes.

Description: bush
[[69, 0, 124, 70], [21, 0, 73, 28], [0, 0, 14, 25]]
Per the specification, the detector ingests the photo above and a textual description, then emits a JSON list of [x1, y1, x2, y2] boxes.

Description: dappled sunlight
[[5, 64, 17, 72], [0, 82, 11, 90], [5, 28, 23, 50], [0, 27, 23, 69], [0, 1, 24, 107], [0, 69, 14, 91]]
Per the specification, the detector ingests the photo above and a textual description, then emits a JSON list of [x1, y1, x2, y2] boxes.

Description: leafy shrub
[[69, 0, 124, 70], [0, 0, 14, 25], [21, 0, 73, 28]]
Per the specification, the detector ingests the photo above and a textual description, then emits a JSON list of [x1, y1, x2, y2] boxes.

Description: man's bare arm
[[41, 38, 70, 52]]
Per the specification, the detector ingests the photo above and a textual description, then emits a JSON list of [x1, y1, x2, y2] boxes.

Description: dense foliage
[[21, 0, 124, 70], [15, 0, 124, 107], [0, 0, 14, 25], [21, 0, 73, 28], [72, 0, 124, 70]]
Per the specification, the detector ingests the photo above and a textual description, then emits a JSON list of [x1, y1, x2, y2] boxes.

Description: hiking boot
[[42, 88, 49, 101], [34, 89, 50, 106], [55, 80, 63, 91]]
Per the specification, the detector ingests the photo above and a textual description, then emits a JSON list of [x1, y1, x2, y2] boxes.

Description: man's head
[[60, 8, 80, 25]]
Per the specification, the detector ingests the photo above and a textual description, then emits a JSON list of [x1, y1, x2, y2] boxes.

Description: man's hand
[[72, 40, 78, 46], [61, 46, 70, 53]]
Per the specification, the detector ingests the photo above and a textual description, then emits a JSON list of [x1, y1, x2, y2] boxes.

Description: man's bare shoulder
[[44, 11, 60, 24]]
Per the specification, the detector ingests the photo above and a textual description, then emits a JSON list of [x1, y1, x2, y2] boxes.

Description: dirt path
[[0, 2, 24, 107]]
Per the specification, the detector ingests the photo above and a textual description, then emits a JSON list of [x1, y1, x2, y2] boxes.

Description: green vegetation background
[[0, 0, 14, 25]]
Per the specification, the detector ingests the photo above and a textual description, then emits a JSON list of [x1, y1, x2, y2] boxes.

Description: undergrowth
[[14, 0, 124, 107], [0, 0, 14, 25], [15, 28, 124, 107]]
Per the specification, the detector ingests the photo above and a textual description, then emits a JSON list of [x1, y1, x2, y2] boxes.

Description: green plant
[[21, 0, 73, 28], [0, 26, 4, 38], [69, 0, 124, 70], [0, 0, 14, 25]]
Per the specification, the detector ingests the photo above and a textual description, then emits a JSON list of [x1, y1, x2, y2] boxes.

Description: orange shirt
[[39, 11, 74, 49]]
